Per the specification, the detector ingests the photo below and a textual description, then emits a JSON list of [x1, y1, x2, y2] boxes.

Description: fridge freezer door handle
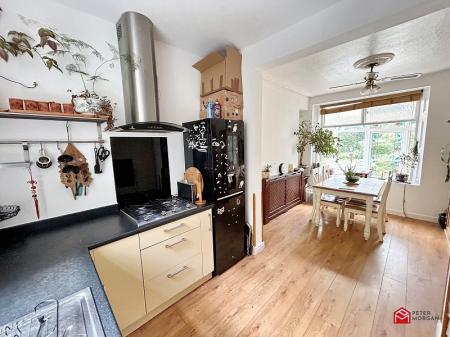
[[217, 191, 244, 201]]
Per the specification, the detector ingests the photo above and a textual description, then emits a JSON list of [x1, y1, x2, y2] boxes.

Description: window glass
[[329, 127, 365, 172], [370, 131, 402, 178], [323, 109, 362, 126], [324, 121, 416, 179], [365, 102, 416, 123]]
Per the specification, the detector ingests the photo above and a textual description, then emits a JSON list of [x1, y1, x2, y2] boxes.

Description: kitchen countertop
[[0, 203, 213, 337]]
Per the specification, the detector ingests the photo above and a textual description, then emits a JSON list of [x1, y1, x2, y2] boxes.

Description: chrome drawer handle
[[167, 265, 189, 278], [165, 238, 186, 248], [164, 223, 186, 232]]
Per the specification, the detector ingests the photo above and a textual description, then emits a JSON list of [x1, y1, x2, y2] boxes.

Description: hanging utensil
[[94, 143, 100, 174], [59, 142, 93, 199], [27, 168, 40, 219], [94, 145, 110, 174], [36, 143, 53, 169]]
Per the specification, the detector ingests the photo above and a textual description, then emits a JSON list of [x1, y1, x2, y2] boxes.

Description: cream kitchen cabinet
[[90, 235, 146, 331], [91, 209, 213, 335]]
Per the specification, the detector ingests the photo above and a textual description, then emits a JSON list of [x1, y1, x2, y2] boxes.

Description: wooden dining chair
[[313, 165, 345, 227], [343, 172, 393, 239]]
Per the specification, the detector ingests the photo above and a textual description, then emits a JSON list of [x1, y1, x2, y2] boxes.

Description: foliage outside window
[[320, 100, 424, 182]]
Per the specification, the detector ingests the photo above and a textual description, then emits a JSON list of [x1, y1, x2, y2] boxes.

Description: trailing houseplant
[[396, 141, 419, 183], [0, 7, 62, 87], [294, 121, 340, 167]]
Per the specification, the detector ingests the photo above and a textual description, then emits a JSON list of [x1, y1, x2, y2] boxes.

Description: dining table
[[311, 176, 387, 242]]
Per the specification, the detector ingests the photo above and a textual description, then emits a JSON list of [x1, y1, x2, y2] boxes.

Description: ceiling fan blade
[[329, 81, 366, 89], [380, 73, 422, 82]]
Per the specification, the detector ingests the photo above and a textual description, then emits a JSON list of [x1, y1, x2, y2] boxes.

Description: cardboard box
[[193, 47, 242, 96], [200, 89, 243, 120]]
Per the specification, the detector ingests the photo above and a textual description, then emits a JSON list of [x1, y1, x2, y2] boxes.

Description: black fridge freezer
[[183, 119, 246, 274]]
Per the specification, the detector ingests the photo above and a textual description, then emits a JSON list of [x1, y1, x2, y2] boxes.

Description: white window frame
[[313, 87, 430, 185]]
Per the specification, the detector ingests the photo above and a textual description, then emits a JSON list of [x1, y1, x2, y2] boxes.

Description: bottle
[[213, 99, 221, 118]]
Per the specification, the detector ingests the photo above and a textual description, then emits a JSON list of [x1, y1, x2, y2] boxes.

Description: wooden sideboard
[[262, 171, 307, 225]]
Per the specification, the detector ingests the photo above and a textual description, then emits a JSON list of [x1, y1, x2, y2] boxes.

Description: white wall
[[0, 0, 200, 228], [309, 70, 450, 222], [155, 40, 201, 125], [261, 80, 308, 173]]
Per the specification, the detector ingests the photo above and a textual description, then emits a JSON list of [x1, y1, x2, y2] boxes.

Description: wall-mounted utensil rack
[[0, 110, 109, 168]]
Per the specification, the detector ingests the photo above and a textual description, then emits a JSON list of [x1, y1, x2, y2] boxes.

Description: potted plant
[[340, 163, 360, 184], [262, 164, 271, 179], [396, 142, 419, 183], [294, 121, 340, 168], [51, 37, 137, 114]]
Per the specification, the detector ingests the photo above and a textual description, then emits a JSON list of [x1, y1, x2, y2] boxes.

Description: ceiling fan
[[329, 53, 422, 95]]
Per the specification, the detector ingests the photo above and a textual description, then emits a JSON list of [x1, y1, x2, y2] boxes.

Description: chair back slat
[[311, 167, 321, 184], [379, 171, 393, 208]]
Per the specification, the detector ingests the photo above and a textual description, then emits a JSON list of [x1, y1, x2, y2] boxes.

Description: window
[[318, 93, 426, 183]]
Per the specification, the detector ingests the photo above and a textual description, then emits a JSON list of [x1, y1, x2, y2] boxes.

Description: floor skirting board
[[252, 241, 265, 255], [387, 208, 438, 223]]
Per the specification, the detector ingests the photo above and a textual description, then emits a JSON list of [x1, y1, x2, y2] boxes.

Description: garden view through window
[[321, 100, 421, 180]]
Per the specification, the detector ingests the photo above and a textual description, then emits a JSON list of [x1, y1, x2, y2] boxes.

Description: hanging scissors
[[94, 144, 110, 173]]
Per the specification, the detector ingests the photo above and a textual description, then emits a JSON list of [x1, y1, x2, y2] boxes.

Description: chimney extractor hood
[[114, 12, 186, 132]]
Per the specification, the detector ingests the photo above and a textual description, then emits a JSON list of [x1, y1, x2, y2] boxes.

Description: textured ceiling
[[264, 7, 450, 97], [54, 0, 342, 56]]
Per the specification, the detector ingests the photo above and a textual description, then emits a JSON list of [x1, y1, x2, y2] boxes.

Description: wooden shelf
[[0, 109, 108, 123]]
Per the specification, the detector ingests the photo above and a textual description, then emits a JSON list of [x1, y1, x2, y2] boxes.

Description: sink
[[0, 288, 105, 337]]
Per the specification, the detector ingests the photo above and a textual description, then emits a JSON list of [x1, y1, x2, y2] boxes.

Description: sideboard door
[[286, 174, 301, 206], [269, 178, 287, 215]]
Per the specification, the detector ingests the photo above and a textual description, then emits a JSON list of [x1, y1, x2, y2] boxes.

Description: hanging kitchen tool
[[36, 143, 53, 169], [58, 122, 93, 199], [184, 167, 206, 205], [94, 144, 110, 174], [27, 168, 40, 219]]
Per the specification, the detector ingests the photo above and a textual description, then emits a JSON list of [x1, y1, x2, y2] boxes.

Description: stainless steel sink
[[0, 288, 105, 337]]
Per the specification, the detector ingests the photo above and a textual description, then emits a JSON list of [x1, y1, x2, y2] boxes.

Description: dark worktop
[[0, 203, 213, 337]]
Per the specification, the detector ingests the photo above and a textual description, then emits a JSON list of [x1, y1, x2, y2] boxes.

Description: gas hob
[[121, 196, 197, 226]]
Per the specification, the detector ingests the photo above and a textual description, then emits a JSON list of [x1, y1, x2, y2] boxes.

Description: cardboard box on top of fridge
[[193, 47, 242, 96], [200, 89, 243, 120]]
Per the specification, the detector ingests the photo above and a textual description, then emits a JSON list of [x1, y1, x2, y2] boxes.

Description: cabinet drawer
[[139, 214, 201, 249], [141, 227, 201, 280], [144, 254, 203, 312]]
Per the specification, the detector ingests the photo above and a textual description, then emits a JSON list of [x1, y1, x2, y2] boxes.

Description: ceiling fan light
[[360, 83, 381, 96]]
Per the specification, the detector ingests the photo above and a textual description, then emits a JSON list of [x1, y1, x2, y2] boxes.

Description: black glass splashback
[[111, 137, 171, 206]]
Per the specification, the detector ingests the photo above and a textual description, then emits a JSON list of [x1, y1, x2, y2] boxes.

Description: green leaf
[[88, 75, 109, 82], [65, 63, 90, 76], [72, 53, 87, 65], [38, 28, 56, 38], [42, 56, 63, 73], [106, 42, 119, 57]]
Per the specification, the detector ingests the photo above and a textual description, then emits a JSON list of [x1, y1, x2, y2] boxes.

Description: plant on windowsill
[[396, 141, 419, 183], [262, 164, 271, 179], [294, 121, 340, 168]]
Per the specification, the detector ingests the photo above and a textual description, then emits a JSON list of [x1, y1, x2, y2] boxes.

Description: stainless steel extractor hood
[[114, 12, 186, 132]]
